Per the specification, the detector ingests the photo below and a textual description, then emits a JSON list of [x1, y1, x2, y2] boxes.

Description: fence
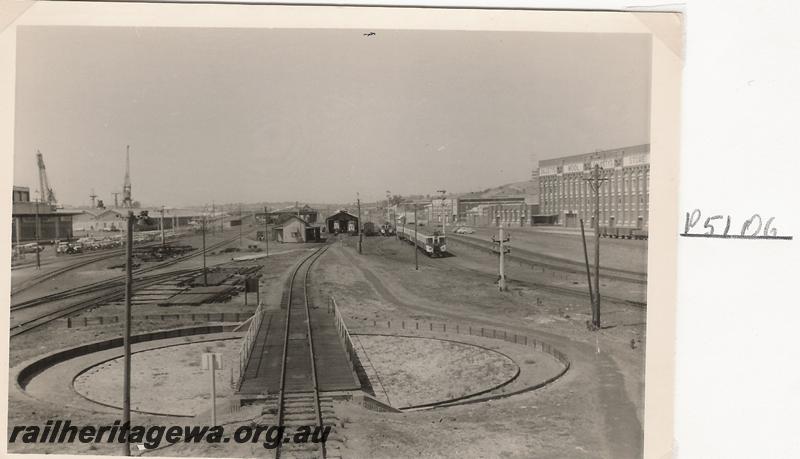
[[350, 318, 570, 368], [327, 296, 358, 375], [63, 312, 251, 329], [236, 301, 265, 390]]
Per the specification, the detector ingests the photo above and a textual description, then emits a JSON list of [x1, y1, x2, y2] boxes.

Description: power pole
[[122, 211, 134, 456], [402, 205, 406, 241], [437, 189, 447, 237], [579, 218, 595, 308], [357, 194, 362, 254], [34, 194, 41, 270], [159, 206, 165, 247], [413, 203, 419, 270], [264, 206, 269, 256], [211, 202, 215, 235], [202, 216, 208, 287], [239, 203, 243, 246], [584, 163, 607, 330]]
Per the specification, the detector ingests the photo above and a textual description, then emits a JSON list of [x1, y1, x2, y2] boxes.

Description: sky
[[13, 26, 651, 207]]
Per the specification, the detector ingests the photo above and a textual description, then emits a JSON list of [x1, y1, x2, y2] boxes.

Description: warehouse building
[[458, 197, 539, 227], [11, 186, 79, 245], [537, 144, 650, 229], [72, 208, 206, 234]]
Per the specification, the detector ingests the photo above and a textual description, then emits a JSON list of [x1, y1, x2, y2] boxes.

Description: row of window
[[541, 175, 649, 195]]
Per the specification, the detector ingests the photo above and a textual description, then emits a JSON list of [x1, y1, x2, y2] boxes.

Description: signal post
[[492, 223, 510, 291]]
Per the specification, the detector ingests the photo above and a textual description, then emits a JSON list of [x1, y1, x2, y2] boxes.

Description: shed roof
[[326, 210, 358, 221], [273, 215, 311, 229]]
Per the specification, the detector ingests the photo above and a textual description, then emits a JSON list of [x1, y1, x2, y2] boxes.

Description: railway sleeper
[[283, 411, 318, 420]]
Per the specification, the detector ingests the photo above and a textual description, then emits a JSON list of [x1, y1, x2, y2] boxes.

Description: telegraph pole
[[159, 206, 166, 247], [392, 206, 397, 239], [584, 163, 607, 329], [357, 194, 362, 254], [211, 202, 215, 235], [264, 206, 269, 256], [239, 203, 242, 247], [122, 211, 134, 456], [34, 193, 41, 270], [202, 216, 208, 287], [402, 204, 406, 241], [437, 189, 447, 237], [580, 218, 595, 308], [413, 203, 419, 270], [499, 224, 506, 291]]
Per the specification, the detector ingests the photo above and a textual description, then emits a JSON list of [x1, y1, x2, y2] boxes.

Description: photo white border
[[0, 3, 682, 458]]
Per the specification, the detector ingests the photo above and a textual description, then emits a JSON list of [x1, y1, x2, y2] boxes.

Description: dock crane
[[36, 150, 57, 206]]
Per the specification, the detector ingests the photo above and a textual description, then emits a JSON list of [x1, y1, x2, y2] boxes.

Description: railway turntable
[[237, 246, 360, 399]]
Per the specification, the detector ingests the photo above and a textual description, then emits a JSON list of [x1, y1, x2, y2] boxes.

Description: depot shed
[[326, 210, 359, 234]]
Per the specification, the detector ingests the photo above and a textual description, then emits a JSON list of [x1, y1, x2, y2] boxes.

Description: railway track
[[11, 235, 240, 311], [9, 241, 167, 297], [275, 245, 338, 459], [448, 234, 647, 284], [10, 268, 203, 338], [367, 237, 646, 309], [10, 233, 247, 337]]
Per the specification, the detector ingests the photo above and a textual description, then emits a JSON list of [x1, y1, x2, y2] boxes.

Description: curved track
[[275, 245, 330, 459], [10, 269, 203, 338], [10, 242, 162, 297], [10, 233, 247, 337], [11, 235, 240, 311], [448, 233, 647, 284]]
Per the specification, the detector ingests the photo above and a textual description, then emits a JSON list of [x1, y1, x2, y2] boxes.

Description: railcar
[[363, 222, 377, 236], [397, 225, 448, 257]]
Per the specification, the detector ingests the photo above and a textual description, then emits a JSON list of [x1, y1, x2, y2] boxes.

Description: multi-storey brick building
[[537, 144, 650, 229]]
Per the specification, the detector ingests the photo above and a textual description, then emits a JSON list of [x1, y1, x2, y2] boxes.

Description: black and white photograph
[[2, 4, 683, 458]]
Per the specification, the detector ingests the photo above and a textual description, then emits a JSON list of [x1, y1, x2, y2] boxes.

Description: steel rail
[[11, 234, 242, 311], [448, 234, 647, 284], [275, 245, 329, 459], [302, 246, 328, 459], [9, 238, 179, 296], [9, 268, 204, 337], [10, 231, 253, 337]]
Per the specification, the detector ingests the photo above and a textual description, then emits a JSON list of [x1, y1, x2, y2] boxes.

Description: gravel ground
[[354, 335, 518, 408], [7, 230, 647, 458], [6, 229, 316, 456], [74, 340, 241, 417], [313, 236, 646, 458], [455, 225, 648, 274]]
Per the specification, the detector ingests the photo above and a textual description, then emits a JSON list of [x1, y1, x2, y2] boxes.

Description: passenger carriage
[[397, 225, 448, 257]]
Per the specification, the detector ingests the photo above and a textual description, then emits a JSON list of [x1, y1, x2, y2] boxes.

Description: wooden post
[[499, 223, 506, 291], [580, 219, 596, 311], [414, 204, 419, 270], [122, 211, 134, 456]]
